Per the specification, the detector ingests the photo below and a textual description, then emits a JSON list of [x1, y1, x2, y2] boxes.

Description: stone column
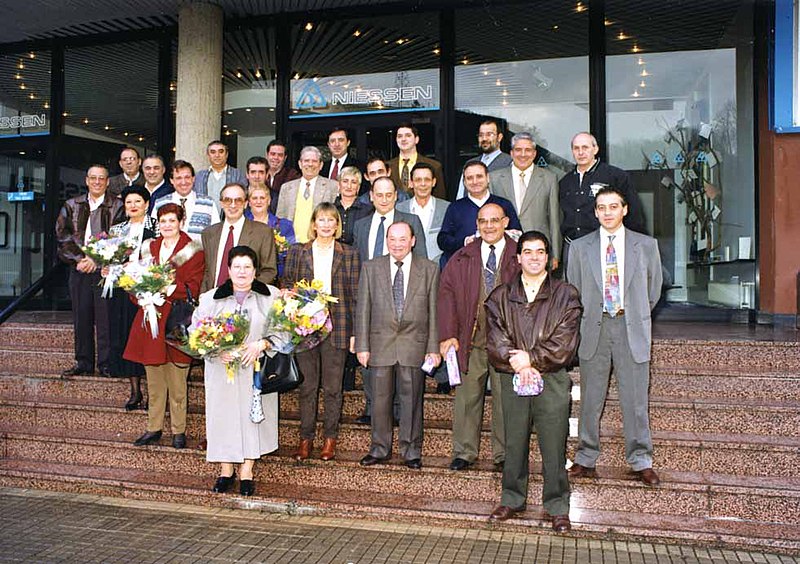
[[175, 2, 223, 170]]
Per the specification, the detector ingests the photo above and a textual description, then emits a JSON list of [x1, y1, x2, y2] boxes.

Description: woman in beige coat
[[192, 245, 279, 497]]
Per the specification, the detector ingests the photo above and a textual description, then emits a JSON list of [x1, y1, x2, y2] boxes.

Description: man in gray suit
[[396, 162, 449, 264], [567, 186, 663, 486], [455, 119, 514, 199], [356, 221, 440, 469], [275, 146, 339, 243], [490, 132, 561, 271]]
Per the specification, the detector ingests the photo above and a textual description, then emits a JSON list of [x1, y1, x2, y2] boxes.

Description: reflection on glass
[[0, 51, 51, 138]]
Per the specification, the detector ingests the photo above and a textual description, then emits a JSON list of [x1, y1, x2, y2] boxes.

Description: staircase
[[1, 318, 799, 553]]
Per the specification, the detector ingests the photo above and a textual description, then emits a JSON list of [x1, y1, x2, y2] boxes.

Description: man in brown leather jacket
[[485, 230, 582, 533], [55, 164, 122, 377]]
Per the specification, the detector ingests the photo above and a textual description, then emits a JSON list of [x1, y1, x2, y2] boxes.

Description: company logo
[[296, 81, 328, 109], [0, 114, 46, 130], [294, 80, 434, 111]]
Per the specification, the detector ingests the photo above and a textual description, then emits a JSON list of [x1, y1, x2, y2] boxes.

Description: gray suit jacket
[[567, 228, 662, 363], [351, 211, 428, 263], [200, 219, 277, 292], [355, 254, 439, 367], [490, 166, 562, 260], [275, 176, 339, 222], [396, 197, 449, 262]]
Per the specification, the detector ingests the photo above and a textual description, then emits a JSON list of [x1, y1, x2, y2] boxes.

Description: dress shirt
[[389, 252, 412, 298], [170, 191, 195, 221], [511, 164, 534, 211], [467, 192, 490, 208], [600, 225, 626, 308], [480, 237, 507, 271], [146, 179, 165, 195], [84, 194, 105, 244], [214, 215, 246, 283], [207, 166, 228, 202], [368, 209, 395, 259], [123, 172, 141, 186], [521, 273, 546, 303], [312, 240, 334, 293], [409, 197, 434, 232]]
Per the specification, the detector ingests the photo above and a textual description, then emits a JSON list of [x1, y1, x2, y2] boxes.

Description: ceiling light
[[433, 48, 440, 55], [245, 108, 251, 112], [353, 30, 361, 37], [575, 2, 586, 13], [631, 45, 640, 53], [617, 32, 628, 40], [462, 58, 469, 65], [17, 62, 24, 70], [495, 79, 503, 86], [226, 110, 233, 115], [482, 69, 489, 76], [640, 81, 646, 88], [304, 22, 313, 31], [28, 93, 35, 99], [236, 71, 242, 78], [604, 19, 613, 26], [293, 73, 300, 80], [502, 90, 508, 96], [138, 136, 144, 142], [83, 118, 89, 124], [640, 69, 650, 77], [632, 90, 640, 98], [28, 52, 35, 59], [553, 25, 559, 31], [104, 125, 110, 130], [255, 69, 261, 78], [14, 73, 21, 79], [43, 102, 49, 109], [19, 83, 26, 90]]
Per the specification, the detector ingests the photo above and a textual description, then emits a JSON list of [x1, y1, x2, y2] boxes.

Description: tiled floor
[[0, 488, 797, 564]]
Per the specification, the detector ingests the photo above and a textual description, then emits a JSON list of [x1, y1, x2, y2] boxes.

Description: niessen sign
[[0, 114, 47, 130]]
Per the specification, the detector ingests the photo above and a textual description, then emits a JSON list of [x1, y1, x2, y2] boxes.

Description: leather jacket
[[486, 274, 582, 375], [55, 192, 122, 265]]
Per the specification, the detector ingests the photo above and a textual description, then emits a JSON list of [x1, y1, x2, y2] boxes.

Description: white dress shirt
[[389, 252, 412, 298], [214, 215, 246, 282], [368, 209, 395, 259], [600, 225, 626, 308], [409, 197, 434, 232], [84, 194, 105, 244], [480, 237, 507, 271]]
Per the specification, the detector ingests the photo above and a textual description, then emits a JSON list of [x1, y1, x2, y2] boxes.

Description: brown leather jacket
[[55, 192, 122, 265], [486, 274, 582, 375]]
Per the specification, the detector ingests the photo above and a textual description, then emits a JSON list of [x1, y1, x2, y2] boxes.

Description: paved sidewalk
[[0, 488, 797, 564]]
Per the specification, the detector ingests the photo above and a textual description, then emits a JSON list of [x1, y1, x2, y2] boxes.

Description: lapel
[[588, 230, 603, 291], [490, 168, 513, 201], [331, 242, 343, 279], [238, 220, 253, 247], [376, 255, 393, 303], [401, 256, 422, 320], [623, 229, 638, 294], [302, 243, 314, 276], [519, 167, 541, 216], [205, 222, 223, 271]]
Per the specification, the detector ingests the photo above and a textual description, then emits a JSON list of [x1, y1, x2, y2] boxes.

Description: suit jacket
[[274, 176, 339, 223], [193, 166, 247, 199], [269, 167, 301, 214], [322, 156, 370, 195], [355, 254, 439, 367], [567, 228, 663, 363], [200, 219, 277, 292], [396, 197, 450, 262], [281, 241, 360, 349], [351, 211, 428, 263], [490, 165, 562, 261], [108, 172, 145, 197], [388, 154, 446, 200], [455, 151, 514, 199]]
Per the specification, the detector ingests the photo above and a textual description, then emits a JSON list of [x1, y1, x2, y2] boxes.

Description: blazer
[[490, 165, 562, 261], [274, 176, 339, 223], [351, 210, 428, 264], [108, 172, 145, 197], [200, 219, 277, 292], [355, 254, 439, 367], [396, 197, 450, 262], [269, 167, 301, 214], [193, 166, 247, 199], [388, 154, 446, 200], [322, 155, 370, 195], [455, 151, 514, 199], [281, 241, 360, 349], [567, 228, 663, 364]]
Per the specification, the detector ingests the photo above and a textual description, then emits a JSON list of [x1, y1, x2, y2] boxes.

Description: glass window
[[0, 51, 51, 138], [455, 3, 589, 177], [606, 0, 756, 309]]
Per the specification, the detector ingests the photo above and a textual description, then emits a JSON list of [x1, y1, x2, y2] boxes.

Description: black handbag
[[255, 351, 303, 394], [165, 284, 197, 341]]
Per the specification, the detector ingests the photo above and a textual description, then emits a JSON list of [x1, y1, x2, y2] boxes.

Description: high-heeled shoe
[[125, 392, 143, 411], [212, 472, 236, 494]]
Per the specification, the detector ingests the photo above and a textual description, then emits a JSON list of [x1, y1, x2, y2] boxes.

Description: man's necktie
[[604, 235, 622, 316], [267, 174, 273, 189], [216, 225, 235, 287], [372, 216, 386, 259], [401, 159, 410, 191], [179, 197, 187, 215], [484, 244, 497, 290], [330, 159, 339, 181], [517, 171, 526, 209], [303, 180, 311, 199], [392, 260, 404, 320]]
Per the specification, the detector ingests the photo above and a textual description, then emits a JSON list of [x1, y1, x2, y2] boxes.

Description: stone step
[[2, 401, 799, 477], [3, 429, 800, 528]]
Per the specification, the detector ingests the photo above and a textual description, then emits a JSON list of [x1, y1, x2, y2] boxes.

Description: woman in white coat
[[192, 245, 278, 497]]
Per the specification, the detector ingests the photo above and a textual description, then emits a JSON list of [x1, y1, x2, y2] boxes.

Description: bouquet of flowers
[[118, 259, 176, 339], [173, 311, 251, 384], [274, 231, 289, 254], [268, 279, 338, 353], [81, 233, 137, 298]]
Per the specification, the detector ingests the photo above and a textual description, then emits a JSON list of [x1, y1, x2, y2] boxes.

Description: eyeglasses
[[220, 197, 245, 206], [477, 217, 504, 225]]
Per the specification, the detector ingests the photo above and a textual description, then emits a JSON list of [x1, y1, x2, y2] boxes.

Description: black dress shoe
[[449, 457, 472, 471], [97, 366, 112, 377], [355, 415, 371, 425], [405, 458, 422, 469], [239, 479, 255, 496], [61, 365, 92, 378], [435, 382, 451, 394], [124, 393, 143, 411], [172, 433, 186, 449], [359, 454, 390, 466], [212, 473, 236, 493], [133, 430, 162, 446]]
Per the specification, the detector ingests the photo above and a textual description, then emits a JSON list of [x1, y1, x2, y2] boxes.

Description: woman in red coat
[[124, 203, 204, 449]]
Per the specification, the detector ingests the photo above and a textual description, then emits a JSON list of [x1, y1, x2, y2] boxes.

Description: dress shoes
[[359, 454, 390, 466], [550, 514, 571, 533], [320, 438, 336, 461], [449, 457, 472, 471], [293, 439, 313, 461], [405, 458, 422, 469], [489, 505, 525, 521], [568, 463, 597, 479], [61, 365, 92, 378], [124, 392, 144, 411], [133, 430, 162, 446], [355, 415, 371, 425], [636, 468, 661, 486], [212, 473, 236, 493], [239, 479, 255, 497], [172, 433, 186, 449]]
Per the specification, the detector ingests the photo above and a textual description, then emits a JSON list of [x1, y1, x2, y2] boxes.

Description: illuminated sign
[[0, 114, 46, 130]]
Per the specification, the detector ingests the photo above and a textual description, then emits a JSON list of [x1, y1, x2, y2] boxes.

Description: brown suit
[[200, 219, 277, 293], [355, 254, 439, 461], [388, 154, 446, 200]]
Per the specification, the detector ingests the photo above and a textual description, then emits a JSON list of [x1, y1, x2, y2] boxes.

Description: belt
[[602, 309, 625, 317]]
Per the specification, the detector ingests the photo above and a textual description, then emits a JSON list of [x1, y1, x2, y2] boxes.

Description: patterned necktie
[[372, 216, 386, 259], [330, 159, 339, 181], [303, 180, 311, 199], [392, 260, 404, 320], [179, 197, 187, 215], [216, 225, 235, 287], [604, 235, 622, 316], [517, 171, 526, 210], [484, 244, 497, 290], [401, 159, 410, 191]]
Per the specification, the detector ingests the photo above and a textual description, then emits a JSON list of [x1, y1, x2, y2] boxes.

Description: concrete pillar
[[175, 2, 223, 170]]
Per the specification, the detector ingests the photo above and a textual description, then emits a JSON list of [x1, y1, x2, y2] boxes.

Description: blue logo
[[537, 156, 548, 167], [296, 81, 327, 110]]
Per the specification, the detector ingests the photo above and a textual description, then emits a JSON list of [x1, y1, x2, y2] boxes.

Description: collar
[[124, 172, 141, 182], [223, 215, 246, 230], [575, 159, 600, 176], [213, 278, 273, 299], [482, 149, 502, 163], [508, 272, 552, 304], [600, 225, 625, 241], [512, 164, 535, 176], [209, 165, 228, 175], [467, 192, 490, 207]]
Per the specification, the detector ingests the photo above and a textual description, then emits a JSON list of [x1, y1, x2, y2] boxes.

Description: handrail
[[0, 262, 66, 325]]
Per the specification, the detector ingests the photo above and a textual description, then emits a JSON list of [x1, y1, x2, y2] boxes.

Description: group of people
[[55, 120, 663, 530]]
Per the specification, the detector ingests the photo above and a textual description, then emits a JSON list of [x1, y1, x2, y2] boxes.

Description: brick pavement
[[0, 488, 797, 564]]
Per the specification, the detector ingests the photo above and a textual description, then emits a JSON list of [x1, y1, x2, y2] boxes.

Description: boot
[[125, 376, 143, 411]]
